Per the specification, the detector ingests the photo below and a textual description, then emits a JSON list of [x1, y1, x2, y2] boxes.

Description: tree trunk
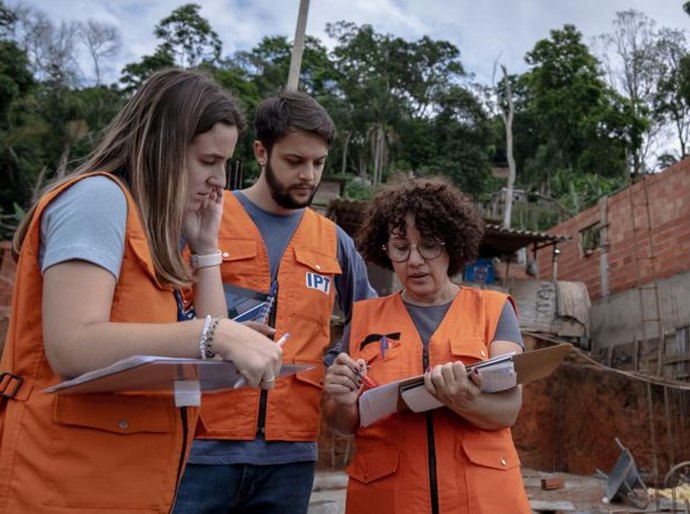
[[340, 130, 351, 175]]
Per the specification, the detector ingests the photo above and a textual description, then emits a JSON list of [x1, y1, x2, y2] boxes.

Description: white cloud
[[19, 0, 690, 86]]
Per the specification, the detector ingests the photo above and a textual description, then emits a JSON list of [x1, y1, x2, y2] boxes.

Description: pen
[[276, 332, 290, 347], [352, 364, 377, 388]]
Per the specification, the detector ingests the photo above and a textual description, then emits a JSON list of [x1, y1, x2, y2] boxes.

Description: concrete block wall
[[537, 158, 690, 300]]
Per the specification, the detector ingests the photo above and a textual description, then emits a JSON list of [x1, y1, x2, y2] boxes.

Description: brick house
[[535, 157, 690, 379]]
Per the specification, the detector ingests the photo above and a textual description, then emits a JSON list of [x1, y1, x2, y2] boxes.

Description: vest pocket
[[290, 248, 341, 325], [449, 336, 490, 364], [293, 248, 342, 275], [283, 361, 324, 436], [219, 238, 258, 262], [346, 446, 399, 484], [43, 394, 179, 509], [293, 361, 325, 388], [459, 434, 526, 512], [460, 434, 520, 470], [346, 446, 401, 514]]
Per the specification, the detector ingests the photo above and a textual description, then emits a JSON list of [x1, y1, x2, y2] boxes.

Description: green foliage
[[121, 3, 221, 91], [511, 25, 631, 200], [3, 1, 690, 238], [323, 21, 491, 195], [120, 49, 175, 92], [551, 169, 625, 214], [154, 3, 222, 68], [338, 175, 374, 201]]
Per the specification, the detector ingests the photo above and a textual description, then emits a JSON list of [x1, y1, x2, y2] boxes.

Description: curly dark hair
[[356, 176, 485, 276]]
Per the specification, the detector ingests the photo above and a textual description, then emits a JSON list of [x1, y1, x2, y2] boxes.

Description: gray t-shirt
[[325, 296, 523, 363], [405, 299, 523, 348], [39, 176, 127, 276]]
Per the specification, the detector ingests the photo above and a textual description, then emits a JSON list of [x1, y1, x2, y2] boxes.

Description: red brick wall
[[0, 241, 16, 345], [536, 158, 690, 299]]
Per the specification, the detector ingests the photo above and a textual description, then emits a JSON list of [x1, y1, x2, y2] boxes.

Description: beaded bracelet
[[199, 315, 220, 360]]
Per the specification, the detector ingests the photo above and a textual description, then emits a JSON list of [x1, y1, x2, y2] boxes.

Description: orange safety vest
[[0, 173, 198, 514], [195, 194, 341, 441], [346, 288, 531, 514]]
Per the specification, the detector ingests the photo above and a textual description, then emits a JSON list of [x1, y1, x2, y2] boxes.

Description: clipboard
[[224, 283, 276, 323], [44, 355, 311, 396], [358, 343, 571, 427]]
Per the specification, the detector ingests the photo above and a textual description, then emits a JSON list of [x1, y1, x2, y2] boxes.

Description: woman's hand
[[324, 353, 365, 406], [213, 319, 283, 389], [242, 321, 276, 339], [424, 361, 481, 412], [183, 185, 223, 254], [424, 351, 523, 430]]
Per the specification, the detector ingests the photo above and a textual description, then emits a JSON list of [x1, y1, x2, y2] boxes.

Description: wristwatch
[[190, 250, 222, 270]]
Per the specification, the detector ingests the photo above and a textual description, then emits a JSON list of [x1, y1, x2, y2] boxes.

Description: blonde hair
[[14, 68, 244, 287]]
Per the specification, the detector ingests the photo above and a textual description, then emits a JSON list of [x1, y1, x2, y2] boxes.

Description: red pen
[[352, 365, 377, 388]]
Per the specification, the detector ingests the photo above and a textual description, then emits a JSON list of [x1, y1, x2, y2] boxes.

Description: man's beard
[[264, 159, 318, 209]]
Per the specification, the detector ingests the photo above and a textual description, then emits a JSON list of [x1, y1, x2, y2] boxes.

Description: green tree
[[154, 3, 221, 68], [598, 10, 668, 174], [232, 35, 337, 98], [0, 1, 35, 234], [652, 29, 690, 162], [515, 24, 630, 203], [421, 84, 494, 198], [120, 48, 175, 92], [325, 21, 490, 194], [120, 3, 220, 91]]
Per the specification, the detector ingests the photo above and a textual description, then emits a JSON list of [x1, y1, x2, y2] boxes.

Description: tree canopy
[[2, 1, 690, 237]]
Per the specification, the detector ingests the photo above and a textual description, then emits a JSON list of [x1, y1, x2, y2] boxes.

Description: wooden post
[[286, 0, 310, 91]]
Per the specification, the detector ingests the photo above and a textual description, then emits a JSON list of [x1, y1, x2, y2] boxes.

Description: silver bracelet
[[199, 315, 219, 360]]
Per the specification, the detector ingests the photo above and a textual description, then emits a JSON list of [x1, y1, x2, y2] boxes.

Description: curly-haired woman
[[322, 176, 531, 514]]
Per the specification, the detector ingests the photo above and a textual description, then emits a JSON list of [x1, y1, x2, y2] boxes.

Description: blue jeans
[[173, 461, 316, 514]]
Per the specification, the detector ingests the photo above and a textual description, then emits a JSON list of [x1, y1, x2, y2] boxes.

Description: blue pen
[[380, 334, 388, 359]]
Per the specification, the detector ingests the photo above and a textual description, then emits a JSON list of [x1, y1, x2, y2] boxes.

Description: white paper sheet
[[358, 380, 401, 427]]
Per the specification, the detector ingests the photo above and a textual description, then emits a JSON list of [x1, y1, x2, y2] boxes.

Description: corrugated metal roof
[[482, 224, 569, 257]]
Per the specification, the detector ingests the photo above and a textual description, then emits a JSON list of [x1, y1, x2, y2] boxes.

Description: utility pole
[[286, 0, 310, 91], [501, 65, 516, 229]]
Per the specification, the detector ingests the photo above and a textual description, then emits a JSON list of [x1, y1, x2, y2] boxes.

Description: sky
[[22, 0, 690, 86]]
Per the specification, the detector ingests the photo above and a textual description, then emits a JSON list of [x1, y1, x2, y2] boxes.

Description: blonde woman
[[0, 69, 282, 513]]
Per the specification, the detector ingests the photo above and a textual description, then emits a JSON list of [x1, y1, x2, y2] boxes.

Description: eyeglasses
[[383, 239, 446, 262]]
